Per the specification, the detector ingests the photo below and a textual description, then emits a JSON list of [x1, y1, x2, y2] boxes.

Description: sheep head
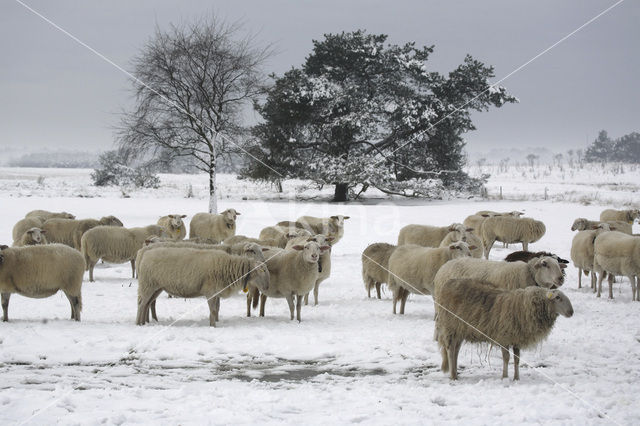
[[546, 290, 574, 318], [221, 209, 239, 228], [330, 215, 350, 228], [530, 256, 564, 289], [168, 214, 186, 229], [248, 260, 270, 292], [448, 241, 472, 259], [291, 241, 329, 264], [26, 227, 45, 244], [571, 218, 588, 231], [628, 209, 640, 223]]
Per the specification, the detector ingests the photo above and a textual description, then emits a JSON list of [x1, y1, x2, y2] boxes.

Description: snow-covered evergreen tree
[[243, 30, 517, 201]]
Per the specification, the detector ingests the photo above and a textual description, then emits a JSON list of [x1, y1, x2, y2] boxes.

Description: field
[[0, 167, 639, 425]]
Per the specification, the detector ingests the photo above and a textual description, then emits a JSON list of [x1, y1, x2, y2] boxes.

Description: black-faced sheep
[[387, 242, 474, 315], [189, 209, 240, 242], [593, 230, 640, 300], [157, 214, 187, 240], [361, 242, 397, 299], [435, 278, 573, 380], [480, 216, 546, 258], [136, 247, 270, 326], [0, 244, 84, 321], [81, 225, 166, 281]]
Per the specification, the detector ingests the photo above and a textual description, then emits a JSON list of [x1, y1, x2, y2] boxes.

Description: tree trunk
[[208, 138, 218, 214], [333, 183, 349, 202]]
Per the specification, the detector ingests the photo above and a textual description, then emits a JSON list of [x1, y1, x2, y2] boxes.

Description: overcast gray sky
[[1, 0, 638, 155]]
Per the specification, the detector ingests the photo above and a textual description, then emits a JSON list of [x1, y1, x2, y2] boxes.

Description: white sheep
[[570, 223, 612, 290], [81, 224, 166, 282], [480, 216, 546, 258], [433, 256, 565, 300], [157, 214, 187, 240], [189, 209, 240, 242], [593, 231, 640, 300], [397, 223, 466, 247], [285, 234, 334, 305], [42, 216, 124, 248], [387, 241, 474, 315], [435, 278, 573, 380], [475, 210, 524, 218], [283, 215, 350, 244], [0, 244, 84, 321], [13, 227, 48, 247], [259, 225, 312, 248], [257, 241, 329, 321], [439, 230, 482, 258], [361, 242, 397, 299], [71, 216, 124, 250], [12, 217, 45, 242], [136, 247, 270, 326], [24, 210, 75, 221], [600, 208, 640, 224], [570, 218, 631, 234]]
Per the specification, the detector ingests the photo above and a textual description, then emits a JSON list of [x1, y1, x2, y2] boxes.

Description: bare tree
[[117, 16, 272, 213]]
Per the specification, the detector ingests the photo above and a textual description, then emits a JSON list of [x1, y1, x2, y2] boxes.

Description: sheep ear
[[291, 245, 304, 251], [468, 245, 477, 250], [326, 236, 335, 242], [320, 245, 331, 251], [235, 212, 241, 215], [261, 247, 269, 252], [330, 215, 338, 220], [481, 214, 490, 217], [181, 215, 187, 218], [465, 227, 474, 232], [40, 230, 46, 234], [559, 264, 567, 269], [344, 216, 350, 220], [0, 245, 8, 250]]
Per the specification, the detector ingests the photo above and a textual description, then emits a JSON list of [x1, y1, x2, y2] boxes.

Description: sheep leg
[[150, 299, 158, 322], [207, 297, 217, 327], [578, 268, 582, 288], [136, 293, 153, 325], [636, 277, 639, 301], [214, 297, 220, 322], [392, 287, 399, 314], [130, 259, 136, 279], [367, 283, 372, 298], [596, 269, 604, 298], [1, 293, 10, 322], [313, 281, 319, 306], [590, 271, 597, 292], [246, 293, 252, 317], [88, 262, 96, 282], [501, 347, 510, 379], [440, 346, 449, 372], [296, 295, 303, 322], [285, 295, 295, 320], [251, 287, 260, 309], [513, 346, 520, 380], [522, 242, 528, 252], [448, 339, 461, 380], [483, 239, 495, 259], [259, 294, 267, 317], [63, 292, 80, 321], [608, 273, 615, 299], [376, 282, 382, 299], [400, 288, 409, 315], [303, 293, 309, 306]]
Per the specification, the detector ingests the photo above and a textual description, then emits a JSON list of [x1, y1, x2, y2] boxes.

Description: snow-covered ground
[[0, 167, 639, 425]]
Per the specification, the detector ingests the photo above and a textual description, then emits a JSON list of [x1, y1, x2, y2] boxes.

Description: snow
[[1, 167, 639, 424]]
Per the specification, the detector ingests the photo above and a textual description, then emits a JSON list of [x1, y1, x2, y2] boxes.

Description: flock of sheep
[[1, 206, 638, 381], [361, 208, 639, 380]]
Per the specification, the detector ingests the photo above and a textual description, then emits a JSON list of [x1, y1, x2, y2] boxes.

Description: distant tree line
[[10, 151, 99, 168], [585, 130, 640, 163]]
